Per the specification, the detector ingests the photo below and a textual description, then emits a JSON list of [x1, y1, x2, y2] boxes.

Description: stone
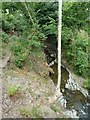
[[65, 75, 78, 91], [65, 109, 79, 119], [59, 96, 67, 108]]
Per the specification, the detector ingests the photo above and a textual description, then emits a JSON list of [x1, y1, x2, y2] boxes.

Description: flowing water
[[43, 37, 89, 118], [50, 63, 88, 118]]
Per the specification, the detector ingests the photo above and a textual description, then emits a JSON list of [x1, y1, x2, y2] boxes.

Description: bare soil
[[1, 50, 67, 118]]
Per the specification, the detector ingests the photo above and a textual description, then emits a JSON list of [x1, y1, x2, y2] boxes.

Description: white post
[[0, 2, 2, 119], [57, 0, 62, 89]]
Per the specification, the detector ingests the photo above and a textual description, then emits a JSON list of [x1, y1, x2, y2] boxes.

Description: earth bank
[[2, 49, 68, 118]]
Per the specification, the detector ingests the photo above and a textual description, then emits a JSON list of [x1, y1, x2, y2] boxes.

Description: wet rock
[[65, 74, 78, 91], [59, 95, 67, 108], [78, 109, 88, 118], [80, 88, 88, 98], [50, 54, 55, 57], [49, 59, 57, 67], [49, 61, 54, 67], [65, 72, 88, 98], [65, 109, 79, 119]]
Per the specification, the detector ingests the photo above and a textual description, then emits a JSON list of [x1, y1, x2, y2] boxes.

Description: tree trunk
[[48, 0, 62, 104]]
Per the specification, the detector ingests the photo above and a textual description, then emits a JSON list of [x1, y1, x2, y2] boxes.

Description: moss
[[50, 104, 60, 113], [7, 85, 20, 97], [20, 107, 42, 118], [20, 108, 31, 117], [31, 107, 42, 118], [83, 79, 90, 89]]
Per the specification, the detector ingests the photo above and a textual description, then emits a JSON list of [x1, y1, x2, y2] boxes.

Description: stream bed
[[43, 36, 89, 118], [50, 64, 89, 118]]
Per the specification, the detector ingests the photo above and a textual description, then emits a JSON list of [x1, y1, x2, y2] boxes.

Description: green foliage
[[11, 40, 29, 68], [74, 51, 88, 75], [2, 2, 88, 81], [2, 2, 30, 35], [14, 54, 27, 68], [35, 2, 58, 38], [20, 107, 41, 118], [74, 30, 88, 76], [2, 32, 9, 43], [31, 107, 41, 118], [7, 85, 20, 97], [28, 40, 41, 50], [64, 30, 88, 76], [61, 27, 73, 49], [83, 79, 90, 89], [75, 30, 88, 52], [62, 2, 89, 29], [10, 31, 43, 68], [42, 17, 58, 36], [62, 2, 89, 78], [20, 108, 31, 117], [50, 104, 59, 113], [2, 2, 47, 68]]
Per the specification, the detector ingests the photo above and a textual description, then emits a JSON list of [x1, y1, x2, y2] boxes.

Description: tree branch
[[24, 0, 35, 26]]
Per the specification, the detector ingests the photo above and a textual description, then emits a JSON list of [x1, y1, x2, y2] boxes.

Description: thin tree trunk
[[48, 0, 62, 104], [57, 0, 62, 90]]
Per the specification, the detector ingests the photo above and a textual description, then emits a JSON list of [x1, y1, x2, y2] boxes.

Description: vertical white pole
[[57, 0, 62, 89], [0, 2, 2, 119]]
